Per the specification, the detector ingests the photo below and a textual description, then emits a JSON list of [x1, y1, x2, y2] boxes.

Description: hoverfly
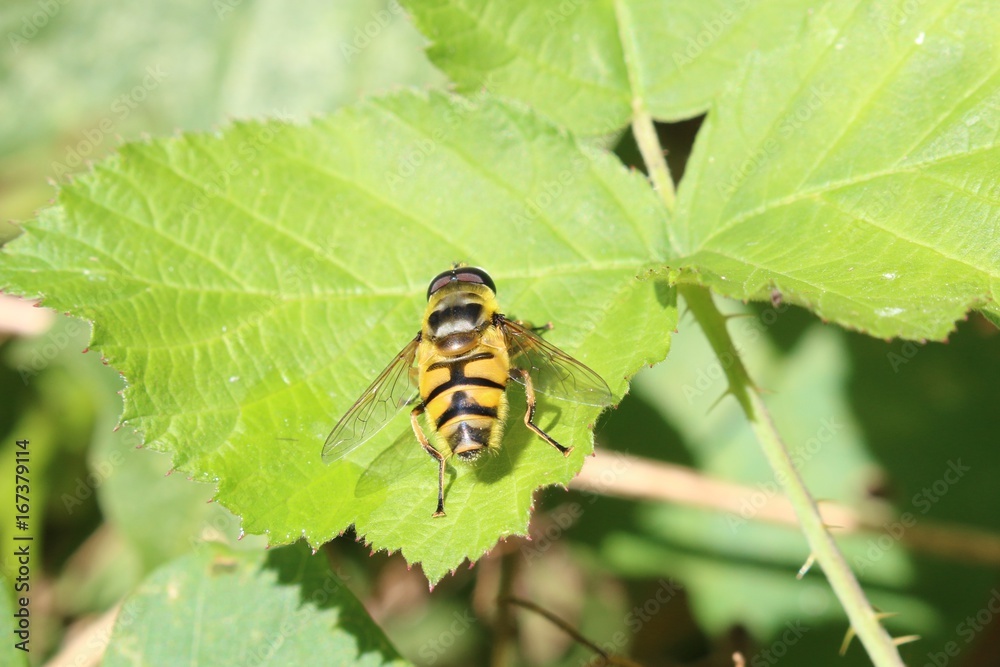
[[322, 266, 613, 517]]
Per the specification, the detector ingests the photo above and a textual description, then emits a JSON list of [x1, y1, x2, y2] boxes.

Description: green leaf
[[102, 543, 411, 666], [0, 92, 674, 583], [0, 0, 443, 154], [403, 0, 817, 136], [673, 0, 1000, 340], [0, 0, 444, 223], [407, 0, 999, 340], [92, 412, 261, 573]]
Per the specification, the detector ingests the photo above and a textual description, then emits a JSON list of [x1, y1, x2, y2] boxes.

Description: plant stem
[[630, 102, 675, 213], [615, 0, 676, 214], [629, 102, 905, 666], [680, 285, 904, 667], [500, 597, 646, 667], [571, 449, 1000, 567]]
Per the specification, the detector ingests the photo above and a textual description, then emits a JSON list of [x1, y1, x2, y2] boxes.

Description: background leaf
[[405, 0, 1000, 341], [672, 0, 1000, 339], [0, 0, 441, 154], [567, 303, 1000, 665], [103, 542, 411, 667], [600, 301, 938, 659], [8, 2, 1000, 664], [0, 0, 443, 222], [0, 92, 675, 583], [403, 0, 817, 137]]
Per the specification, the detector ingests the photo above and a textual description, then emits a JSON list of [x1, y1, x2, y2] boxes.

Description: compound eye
[[426, 271, 455, 299], [454, 267, 496, 294], [426, 267, 497, 299]]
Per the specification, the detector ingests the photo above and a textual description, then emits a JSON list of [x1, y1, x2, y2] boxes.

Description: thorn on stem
[[706, 389, 732, 415], [796, 553, 816, 580]]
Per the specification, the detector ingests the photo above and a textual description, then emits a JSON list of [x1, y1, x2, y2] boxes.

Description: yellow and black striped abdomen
[[419, 330, 510, 460]]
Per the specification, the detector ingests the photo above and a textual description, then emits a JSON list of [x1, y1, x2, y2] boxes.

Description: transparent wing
[[501, 318, 613, 407], [322, 336, 420, 464]]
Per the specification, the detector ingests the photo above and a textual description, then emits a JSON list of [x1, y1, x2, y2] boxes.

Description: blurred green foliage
[[1, 1, 998, 666]]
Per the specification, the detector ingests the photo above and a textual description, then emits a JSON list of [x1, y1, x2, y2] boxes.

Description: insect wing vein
[[322, 336, 420, 464], [501, 318, 612, 407]]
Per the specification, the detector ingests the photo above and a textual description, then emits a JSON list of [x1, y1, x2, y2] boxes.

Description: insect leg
[[411, 404, 447, 517], [511, 319, 553, 335], [512, 368, 572, 457]]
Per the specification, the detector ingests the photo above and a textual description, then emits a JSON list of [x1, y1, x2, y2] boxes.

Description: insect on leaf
[[0, 92, 676, 583]]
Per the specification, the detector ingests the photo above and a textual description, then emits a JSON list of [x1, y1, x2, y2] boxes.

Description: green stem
[[629, 102, 904, 666], [680, 285, 904, 667], [615, 0, 675, 215], [630, 101, 675, 213]]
